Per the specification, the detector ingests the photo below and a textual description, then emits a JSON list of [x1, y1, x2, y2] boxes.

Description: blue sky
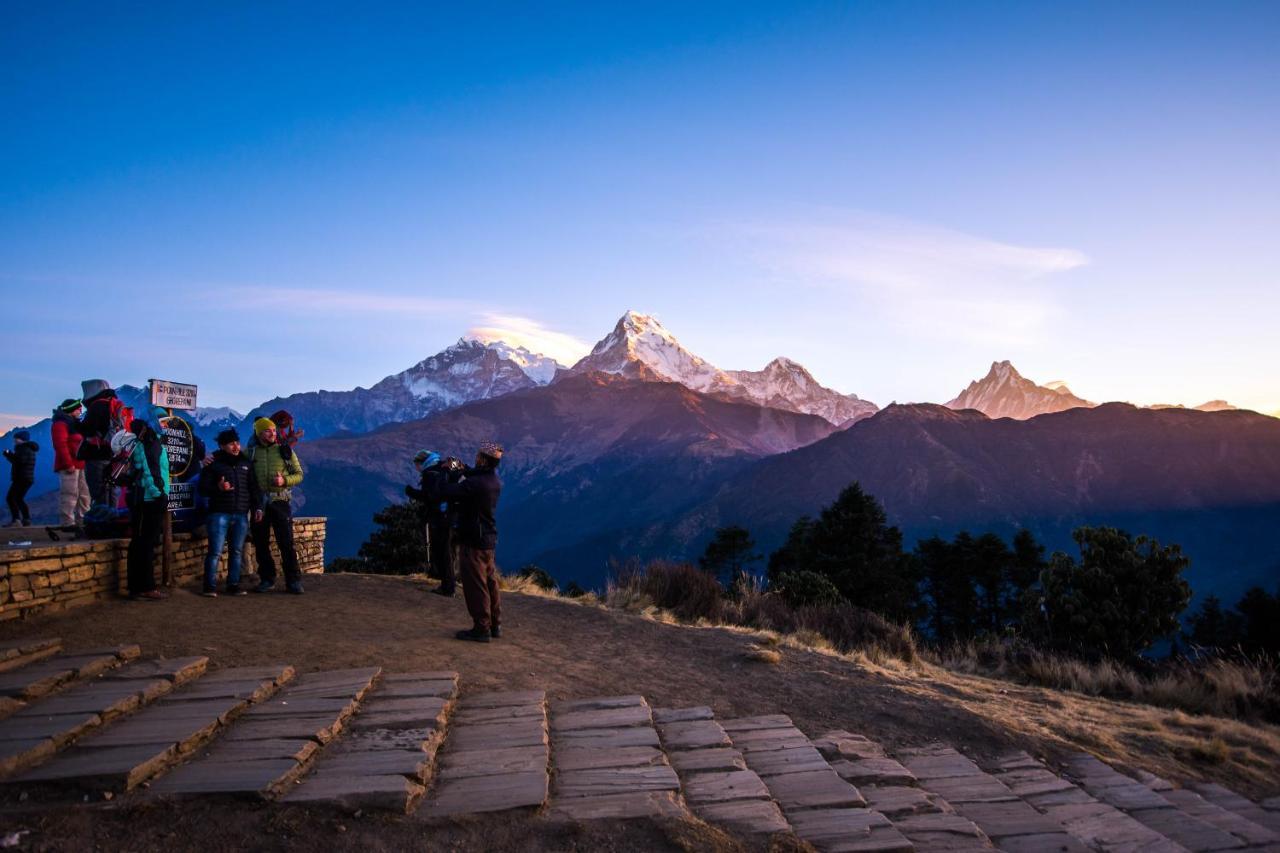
[[2, 1, 1277, 428]]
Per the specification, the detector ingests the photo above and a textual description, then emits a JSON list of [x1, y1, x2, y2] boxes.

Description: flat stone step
[[900, 746, 1088, 852], [0, 638, 62, 675], [547, 695, 684, 823], [787, 807, 915, 852], [1061, 754, 1247, 852], [15, 663, 289, 793], [983, 751, 1183, 853], [0, 645, 140, 707], [0, 655, 209, 780], [421, 689, 548, 817], [282, 671, 459, 813], [1140, 776, 1279, 848], [149, 667, 377, 799], [1190, 782, 1280, 837]]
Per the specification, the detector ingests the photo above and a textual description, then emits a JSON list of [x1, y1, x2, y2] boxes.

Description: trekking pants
[[459, 545, 500, 631], [127, 498, 165, 595], [252, 499, 300, 585], [6, 481, 32, 523], [84, 459, 112, 508], [58, 469, 90, 526], [426, 518, 456, 595]]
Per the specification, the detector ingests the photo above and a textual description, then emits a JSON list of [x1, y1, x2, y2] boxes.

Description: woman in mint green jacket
[[125, 420, 169, 601]]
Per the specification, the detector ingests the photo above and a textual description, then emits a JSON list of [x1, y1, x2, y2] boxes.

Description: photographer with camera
[[438, 441, 504, 643], [405, 449, 462, 597]]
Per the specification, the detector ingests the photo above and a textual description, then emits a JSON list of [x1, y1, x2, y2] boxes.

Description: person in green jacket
[[248, 417, 305, 594], [123, 420, 169, 601]]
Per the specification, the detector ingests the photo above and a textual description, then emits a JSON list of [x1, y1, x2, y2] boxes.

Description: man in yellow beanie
[[247, 417, 305, 594]]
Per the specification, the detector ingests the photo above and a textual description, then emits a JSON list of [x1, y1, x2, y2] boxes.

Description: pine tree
[[699, 525, 761, 587]]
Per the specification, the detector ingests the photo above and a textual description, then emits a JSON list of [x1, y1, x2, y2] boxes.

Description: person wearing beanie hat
[[199, 427, 260, 597], [4, 430, 39, 527], [439, 443, 505, 641], [268, 409, 304, 447], [405, 449, 457, 597], [51, 398, 89, 527], [247, 417, 305, 594]]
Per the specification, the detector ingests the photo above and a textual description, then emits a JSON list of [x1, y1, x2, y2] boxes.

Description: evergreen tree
[[768, 483, 919, 621], [356, 502, 428, 574], [1184, 595, 1244, 651], [1025, 526, 1192, 660], [1235, 586, 1280, 655], [916, 534, 979, 643], [699, 525, 761, 587]]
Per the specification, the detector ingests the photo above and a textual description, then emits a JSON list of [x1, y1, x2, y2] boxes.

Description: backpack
[[108, 398, 134, 438]]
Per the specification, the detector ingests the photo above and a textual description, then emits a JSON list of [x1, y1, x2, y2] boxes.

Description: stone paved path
[[1, 643, 1278, 852]]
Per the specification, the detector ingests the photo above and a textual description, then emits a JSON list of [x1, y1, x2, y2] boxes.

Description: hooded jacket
[[76, 388, 120, 461], [129, 430, 169, 504], [249, 442, 303, 504], [439, 465, 501, 550], [200, 449, 262, 515], [4, 442, 39, 484], [51, 410, 84, 472]]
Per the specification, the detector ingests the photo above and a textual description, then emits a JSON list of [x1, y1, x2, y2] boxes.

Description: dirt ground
[[1, 573, 1277, 851]]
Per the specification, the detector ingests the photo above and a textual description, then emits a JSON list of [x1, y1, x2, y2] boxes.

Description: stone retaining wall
[[0, 517, 325, 621]]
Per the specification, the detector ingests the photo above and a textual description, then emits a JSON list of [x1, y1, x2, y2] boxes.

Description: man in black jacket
[[4, 430, 38, 527], [199, 428, 261, 596], [75, 379, 119, 507], [405, 450, 458, 597], [439, 442, 504, 642]]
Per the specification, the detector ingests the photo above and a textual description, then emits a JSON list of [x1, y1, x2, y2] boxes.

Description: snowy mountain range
[[565, 311, 878, 425], [946, 360, 1095, 420]]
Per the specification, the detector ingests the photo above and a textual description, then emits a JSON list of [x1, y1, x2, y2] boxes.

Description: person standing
[[123, 420, 169, 600], [199, 428, 260, 597], [248, 417, 305, 594], [405, 450, 457, 597], [76, 379, 130, 507], [4, 430, 38, 527], [440, 442, 504, 642], [51, 398, 90, 527]]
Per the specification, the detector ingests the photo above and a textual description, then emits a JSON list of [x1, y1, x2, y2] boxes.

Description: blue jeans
[[205, 512, 249, 590]]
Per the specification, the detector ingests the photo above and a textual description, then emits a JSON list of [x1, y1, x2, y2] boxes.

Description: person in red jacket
[[50, 398, 89, 527]]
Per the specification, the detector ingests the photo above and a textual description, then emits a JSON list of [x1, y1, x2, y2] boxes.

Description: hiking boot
[[131, 590, 166, 602], [454, 627, 491, 643], [286, 582, 305, 595], [252, 581, 274, 593], [225, 585, 247, 597], [490, 625, 502, 639], [201, 587, 218, 598]]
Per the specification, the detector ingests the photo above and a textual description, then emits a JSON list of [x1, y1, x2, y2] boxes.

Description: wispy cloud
[[466, 314, 592, 366], [726, 212, 1087, 347], [0, 413, 41, 434], [226, 287, 482, 316]]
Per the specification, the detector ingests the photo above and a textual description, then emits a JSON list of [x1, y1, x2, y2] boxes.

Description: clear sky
[[2, 1, 1277, 429]]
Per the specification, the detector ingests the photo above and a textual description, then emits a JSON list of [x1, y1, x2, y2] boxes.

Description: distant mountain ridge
[[565, 311, 878, 426], [946, 360, 1094, 419]]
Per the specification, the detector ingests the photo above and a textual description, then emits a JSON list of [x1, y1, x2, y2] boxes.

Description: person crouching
[[199, 428, 260, 597]]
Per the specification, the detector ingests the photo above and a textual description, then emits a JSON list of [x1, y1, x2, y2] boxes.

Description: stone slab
[[334, 728, 439, 752], [1192, 782, 1280, 836], [1042, 801, 1182, 852], [446, 719, 546, 751], [547, 790, 684, 821], [382, 671, 458, 683], [901, 751, 984, 781], [550, 705, 652, 733], [682, 768, 770, 804], [896, 812, 992, 847], [372, 679, 456, 699], [218, 715, 346, 743], [762, 768, 865, 810], [668, 747, 747, 774], [0, 737, 57, 778], [0, 711, 99, 745], [652, 706, 713, 724], [813, 730, 887, 762], [1162, 787, 1279, 846], [996, 767, 1080, 798], [20, 681, 164, 717], [550, 726, 658, 750], [698, 797, 790, 835], [461, 690, 545, 709], [150, 757, 304, 797], [309, 749, 432, 780], [19, 741, 174, 790], [863, 784, 944, 817], [996, 832, 1091, 852], [555, 745, 663, 772], [0, 646, 140, 700], [438, 744, 547, 779], [788, 807, 911, 851], [730, 726, 811, 753], [961, 799, 1076, 841], [925, 773, 1020, 804], [424, 768, 548, 815], [0, 641, 62, 675], [747, 744, 831, 777], [1128, 805, 1248, 852], [831, 757, 917, 786], [549, 695, 647, 714], [555, 764, 680, 799], [451, 703, 542, 725], [242, 696, 358, 717], [196, 738, 318, 763], [720, 714, 794, 733], [657, 718, 731, 751], [78, 712, 223, 749], [280, 773, 425, 812], [106, 656, 207, 685]]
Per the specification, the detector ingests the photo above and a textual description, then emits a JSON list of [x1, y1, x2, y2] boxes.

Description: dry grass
[[744, 645, 783, 664]]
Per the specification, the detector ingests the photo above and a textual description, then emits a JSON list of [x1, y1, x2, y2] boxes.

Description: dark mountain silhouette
[[297, 372, 838, 577], [663, 402, 1280, 605]]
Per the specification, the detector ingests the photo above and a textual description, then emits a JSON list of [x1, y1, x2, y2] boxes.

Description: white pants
[[58, 469, 91, 526]]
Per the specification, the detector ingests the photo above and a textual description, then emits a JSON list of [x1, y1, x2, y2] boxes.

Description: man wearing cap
[[439, 442, 504, 641], [199, 428, 260, 597], [50, 398, 90, 527], [405, 449, 457, 597], [247, 417, 305, 594]]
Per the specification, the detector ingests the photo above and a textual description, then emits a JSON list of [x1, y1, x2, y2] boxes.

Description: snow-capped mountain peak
[[947, 360, 1094, 420], [191, 406, 244, 427], [465, 336, 564, 385]]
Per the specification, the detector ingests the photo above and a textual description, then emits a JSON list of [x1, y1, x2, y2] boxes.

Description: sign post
[[149, 379, 199, 588]]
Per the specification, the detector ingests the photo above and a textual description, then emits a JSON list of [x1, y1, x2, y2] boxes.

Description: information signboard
[[159, 415, 196, 480], [150, 379, 198, 411], [167, 481, 195, 513]]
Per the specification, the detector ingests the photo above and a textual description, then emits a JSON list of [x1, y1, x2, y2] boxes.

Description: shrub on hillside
[[730, 586, 916, 663], [517, 564, 557, 591], [355, 503, 427, 575], [326, 556, 368, 574], [773, 570, 841, 609], [607, 558, 724, 621]]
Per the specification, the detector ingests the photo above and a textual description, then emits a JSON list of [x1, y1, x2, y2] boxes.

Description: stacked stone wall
[[0, 517, 325, 621]]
